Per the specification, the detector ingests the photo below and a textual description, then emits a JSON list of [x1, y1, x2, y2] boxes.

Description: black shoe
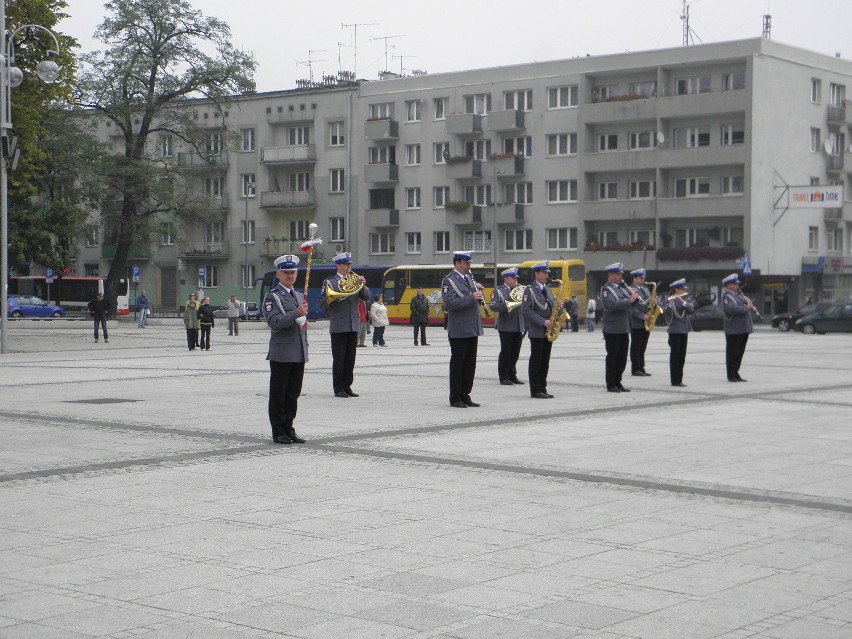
[[531, 392, 550, 399], [642, 370, 651, 376], [510, 378, 525, 385], [334, 391, 350, 398], [672, 383, 687, 387], [736, 376, 747, 382], [273, 435, 293, 444], [631, 371, 650, 377], [607, 386, 622, 392], [422, 343, 430, 346], [544, 392, 555, 398], [286, 431, 306, 444], [356, 344, 365, 347], [414, 342, 418, 346], [450, 400, 468, 408], [728, 377, 739, 382], [463, 399, 480, 407], [617, 384, 631, 392], [344, 389, 359, 397], [500, 379, 514, 386], [104, 339, 109, 343]]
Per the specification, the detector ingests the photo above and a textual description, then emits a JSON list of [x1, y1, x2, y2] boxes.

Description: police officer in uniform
[[600, 262, 639, 392], [721, 273, 754, 382], [663, 278, 694, 387], [628, 267, 653, 376], [319, 252, 371, 398], [522, 262, 556, 399], [264, 255, 309, 444], [490, 267, 525, 386], [442, 250, 484, 408]]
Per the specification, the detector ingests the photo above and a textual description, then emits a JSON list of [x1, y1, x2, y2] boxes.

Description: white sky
[[58, 0, 852, 92]]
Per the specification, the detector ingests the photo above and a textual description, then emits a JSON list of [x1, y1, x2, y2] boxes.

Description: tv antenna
[[341, 22, 377, 79], [680, 0, 703, 46], [297, 49, 328, 83], [371, 34, 403, 73], [392, 53, 418, 76]]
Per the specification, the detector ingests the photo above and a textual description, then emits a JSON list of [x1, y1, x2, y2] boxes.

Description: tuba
[[325, 271, 365, 303], [545, 279, 570, 342], [644, 282, 663, 332], [504, 285, 526, 313]]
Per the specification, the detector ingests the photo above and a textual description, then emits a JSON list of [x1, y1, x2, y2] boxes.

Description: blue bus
[[258, 265, 389, 320]]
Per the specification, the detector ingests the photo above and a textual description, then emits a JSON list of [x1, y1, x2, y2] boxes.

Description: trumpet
[[324, 271, 365, 303]]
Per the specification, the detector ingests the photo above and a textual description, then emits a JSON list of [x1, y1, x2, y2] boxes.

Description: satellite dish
[[823, 139, 833, 154], [847, 143, 852, 153], [656, 131, 666, 145]]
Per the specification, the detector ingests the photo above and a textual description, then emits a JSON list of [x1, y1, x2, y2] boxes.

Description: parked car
[[212, 301, 261, 321], [771, 302, 832, 332], [793, 302, 852, 334], [7, 295, 66, 318], [689, 303, 762, 331]]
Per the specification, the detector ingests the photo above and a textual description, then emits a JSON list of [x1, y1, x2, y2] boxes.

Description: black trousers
[[497, 330, 524, 381], [630, 328, 650, 373], [268, 360, 305, 439], [528, 337, 553, 395], [604, 332, 629, 388], [93, 317, 108, 339], [413, 322, 427, 344], [200, 325, 211, 350], [330, 331, 358, 392], [448, 336, 478, 404], [668, 333, 688, 385], [725, 333, 749, 379], [185, 328, 197, 350]]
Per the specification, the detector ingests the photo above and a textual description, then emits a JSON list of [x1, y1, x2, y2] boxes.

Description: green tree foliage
[[73, 0, 256, 311]]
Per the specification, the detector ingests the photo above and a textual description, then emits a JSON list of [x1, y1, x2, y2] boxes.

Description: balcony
[[260, 145, 317, 164], [584, 95, 657, 124], [364, 162, 399, 183], [583, 148, 659, 173], [176, 151, 229, 169], [826, 155, 845, 172], [364, 118, 399, 141], [260, 190, 316, 209], [581, 198, 657, 222], [266, 109, 315, 125], [490, 155, 524, 178], [656, 143, 747, 169], [657, 194, 745, 219], [364, 208, 400, 227], [201, 193, 229, 210], [446, 113, 482, 136], [177, 241, 231, 259], [446, 158, 482, 180], [657, 88, 747, 120], [101, 243, 149, 259], [824, 208, 843, 220], [445, 205, 483, 226], [827, 104, 852, 125], [496, 203, 525, 225], [486, 109, 524, 132]]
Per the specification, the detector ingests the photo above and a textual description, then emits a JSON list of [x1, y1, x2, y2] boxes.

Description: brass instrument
[[545, 279, 570, 342], [503, 285, 526, 313], [324, 271, 365, 303], [644, 282, 662, 332]]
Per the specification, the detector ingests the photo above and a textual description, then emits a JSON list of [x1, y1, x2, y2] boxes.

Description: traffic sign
[[742, 261, 752, 276], [197, 267, 205, 279], [132, 265, 140, 277], [46, 269, 54, 284]]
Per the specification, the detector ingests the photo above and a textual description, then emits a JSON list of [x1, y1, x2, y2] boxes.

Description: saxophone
[[545, 279, 570, 342], [643, 282, 663, 332]]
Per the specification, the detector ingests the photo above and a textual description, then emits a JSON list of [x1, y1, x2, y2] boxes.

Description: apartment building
[[74, 38, 852, 313]]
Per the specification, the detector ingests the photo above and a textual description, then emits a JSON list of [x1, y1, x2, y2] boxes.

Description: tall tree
[[73, 0, 256, 311]]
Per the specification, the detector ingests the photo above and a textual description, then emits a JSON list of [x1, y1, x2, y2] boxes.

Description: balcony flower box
[[444, 200, 471, 212], [656, 246, 744, 262]]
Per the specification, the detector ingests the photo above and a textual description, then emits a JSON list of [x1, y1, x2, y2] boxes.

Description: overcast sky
[[58, 0, 852, 92]]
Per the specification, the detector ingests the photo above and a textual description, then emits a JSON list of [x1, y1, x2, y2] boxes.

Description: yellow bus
[[381, 259, 587, 325]]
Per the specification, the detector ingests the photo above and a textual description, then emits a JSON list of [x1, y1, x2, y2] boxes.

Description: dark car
[[7, 295, 66, 318], [212, 301, 261, 321], [689, 303, 762, 331], [771, 302, 832, 332], [794, 302, 852, 334]]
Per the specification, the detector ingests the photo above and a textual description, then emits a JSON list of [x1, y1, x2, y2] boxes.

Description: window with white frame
[[810, 176, 821, 186], [160, 134, 174, 157], [548, 85, 578, 108], [289, 220, 310, 239], [628, 131, 655, 149], [241, 220, 256, 244], [406, 232, 422, 254], [463, 230, 491, 251], [674, 228, 710, 248], [722, 72, 745, 91], [406, 187, 421, 209], [811, 78, 822, 103], [370, 232, 396, 254], [598, 133, 618, 151], [810, 128, 821, 153], [505, 228, 532, 251], [463, 93, 491, 115], [546, 228, 577, 251], [85, 225, 99, 247], [405, 100, 421, 122], [205, 176, 224, 196], [504, 89, 533, 111], [505, 182, 533, 204], [241, 174, 256, 197], [434, 97, 448, 120], [206, 223, 223, 245], [405, 143, 421, 165], [503, 136, 532, 157], [597, 231, 618, 248], [721, 176, 744, 195], [547, 133, 576, 156], [629, 180, 656, 199], [722, 227, 744, 246], [434, 141, 449, 164], [827, 227, 843, 252], [330, 218, 345, 242], [329, 121, 345, 146], [676, 75, 711, 95], [628, 229, 655, 246], [597, 85, 621, 100], [546, 180, 577, 202], [598, 182, 618, 200], [368, 145, 396, 164], [330, 168, 345, 193], [205, 133, 223, 156], [677, 127, 710, 147], [629, 81, 656, 97], [808, 226, 819, 251], [435, 230, 450, 253], [200, 265, 218, 288], [721, 124, 745, 145], [464, 139, 492, 160], [369, 102, 394, 119], [84, 264, 99, 277], [161, 223, 175, 246], [241, 128, 255, 152], [829, 83, 846, 107], [240, 265, 256, 289], [464, 184, 491, 206], [287, 126, 309, 145], [434, 186, 450, 208], [287, 172, 310, 192], [674, 177, 710, 197]]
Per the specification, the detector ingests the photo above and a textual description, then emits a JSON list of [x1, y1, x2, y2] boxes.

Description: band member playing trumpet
[[522, 262, 556, 399], [663, 278, 694, 387], [442, 251, 484, 408], [721, 272, 754, 382], [600, 262, 639, 393], [490, 267, 525, 386], [319, 252, 371, 398], [629, 267, 652, 376]]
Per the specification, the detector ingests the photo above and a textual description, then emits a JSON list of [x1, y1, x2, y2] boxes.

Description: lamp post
[[243, 179, 254, 316], [1, 7, 62, 354]]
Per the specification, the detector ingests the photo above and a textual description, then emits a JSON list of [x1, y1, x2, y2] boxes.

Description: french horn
[[325, 271, 365, 303], [504, 285, 526, 313]]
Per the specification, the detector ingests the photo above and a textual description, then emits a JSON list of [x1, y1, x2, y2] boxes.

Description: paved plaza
[[1, 318, 850, 638]]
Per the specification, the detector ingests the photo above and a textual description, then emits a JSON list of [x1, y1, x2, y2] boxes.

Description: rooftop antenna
[[371, 34, 403, 73], [392, 52, 418, 76], [680, 0, 703, 46], [762, 14, 771, 39], [296, 49, 327, 83], [341, 22, 377, 79]]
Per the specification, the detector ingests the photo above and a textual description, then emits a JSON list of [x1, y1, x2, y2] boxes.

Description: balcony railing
[[496, 203, 525, 224], [826, 104, 852, 125], [446, 158, 482, 180], [260, 145, 317, 163], [364, 118, 399, 140], [177, 151, 229, 169], [177, 241, 231, 259], [446, 113, 482, 136], [364, 162, 399, 183], [489, 155, 524, 178], [826, 155, 845, 172], [260, 190, 316, 208], [486, 109, 524, 132], [364, 208, 400, 227], [445, 205, 483, 226]]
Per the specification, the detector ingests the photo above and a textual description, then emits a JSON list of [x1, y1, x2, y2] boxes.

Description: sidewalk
[[1, 321, 851, 638]]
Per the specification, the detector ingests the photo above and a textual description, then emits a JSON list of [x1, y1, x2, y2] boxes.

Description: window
[[505, 182, 533, 205], [241, 174, 256, 198], [721, 124, 745, 145], [370, 232, 396, 254], [405, 144, 421, 165], [505, 229, 533, 251], [676, 76, 711, 95], [435, 231, 450, 253], [329, 121, 345, 146], [811, 78, 822, 103], [289, 220, 310, 239], [434, 142, 449, 164], [722, 227, 744, 246], [434, 186, 450, 208], [287, 172, 310, 192], [330, 168, 345, 193], [240, 265, 256, 289], [628, 230, 655, 246], [434, 97, 448, 120], [161, 223, 175, 246], [547, 133, 576, 156], [504, 89, 533, 111], [368, 145, 396, 164], [629, 180, 656, 199], [546, 228, 577, 251], [829, 83, 846, 107], [810, 176, 821, 186], [206, 223, 223, 245], [678, 127, 710, 148], [547, 180, 577, 203], [205, 133, 223, 156], [598, 231, 618, 248], [827, 227, 843, 252], [406, 187, 421, 209], [674, 228, 711, 248], [84, 264, 100, 277], [674, 177, 710, 197], [85, 225, 99, 247], [465, 139, 492, 160], [463, 230, 491, 251], [503, 136, 532, 157], [369, 102, 394, 119], [598, 133, 618, 151], [810, 128, 821, 153], [241, 128, 255, 152], [629, 81, 656, 97], [287, 126, 309, 145], [722, 72, 746, 91], [368, 188, 395, 209], [597, 85, 621, 100], [721, 176, 744, 195], [629, 131, 655, 150], [463, 93, 491, 115], [205, 176, 224, 196], [330, 218, 345, 242], [200, 265, 218, 288], [808, 226, 819, 251], [405, 100, 421, 122], [598, 182, 618, 200], [160, 134, 174, 157], [548, 85, 578, 108], [241, 220, 256, 244], [406, 232, 422, 254], [464, 184, 491, 206]]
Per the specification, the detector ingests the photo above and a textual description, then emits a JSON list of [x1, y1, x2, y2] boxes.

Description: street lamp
[[1, 7, 62, 354], [243, 179, 254, 316]]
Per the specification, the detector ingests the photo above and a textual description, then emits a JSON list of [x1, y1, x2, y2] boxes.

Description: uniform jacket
[[410, 295, 430, 325], [629, 285, 651, 329], [441, 270, 484, 338], [318, 273, 371, 333], [722, 290, 754, 335], [265, 284, 309, 363], [521, 283, 556, 339], [599, 281, 633, 334], [197, 303, 215, 327], [490, 283, 524, 332], [183, 300, 200, 329], [663, 297, 694, 334]]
